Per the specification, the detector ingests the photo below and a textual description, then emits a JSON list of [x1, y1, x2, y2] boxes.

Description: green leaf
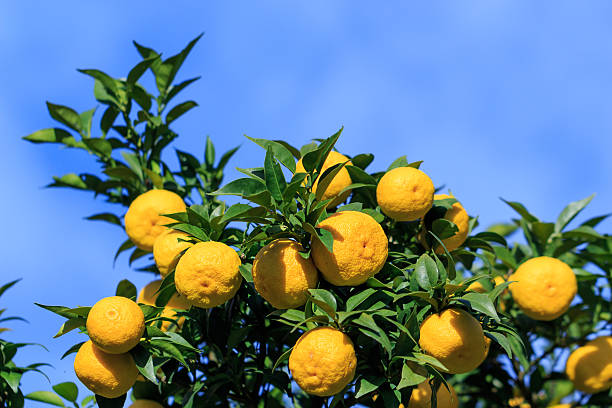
[[85, 212, 122, 227], [431, 219, 458, 240], [300, 127, 343, 172], [246, 136, 297, 172], [0, 279, 20, 298], [580, 213, 610, 228], [61, 342, 85, 360], [532, 222, 555, 243], [387, 155, 409, 171], [493, 246, 517, 269], [127, 55, 160, 85], [555, 193, 595, 232], [114, 239, 135, 264], [25, 391, 65, 407], [501, 199, 539, 223], [562, 225, 603, 240], [48, 174, 87, 189], [168, 223, 209, 242], [485, 331, 513, 359], [210, 178, 267, 197], [354, 376, 385, 399], [52, 382, 78, 403], [100, 106, 120, 136], [156, 33, 203, 96], [79, 108, 96, 138], [166, 76, 201, 104], [315, 161, 348, 202], [46, 102, 82, 133], [130, 345, 157, 384], [353, 313, 393, 354], [397, 363, 427, 390], [149, 339, 189, 367], [350, 153, 374, 170], [53, 317, 86, 338], [345, 165, 377, 185], [83, 137, 112, 156], [457, 292, 500, 321], [272, 348, 292, 371], [220, 204, 266, 223], [204, 135, 216, 167], [23, 128, 77, 145], [166, 101, 198, 124], [346, 288, 377, 312], [78, 69, 119, 98], [264, 147, 287, 202], [308, 289, 337, 318], [115, 279, 137, 299], [414, 254, 438, 291], [1, 370, 22, 393]]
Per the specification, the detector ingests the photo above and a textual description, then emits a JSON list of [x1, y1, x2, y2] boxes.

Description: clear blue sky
[[2, 1, 612, 405]]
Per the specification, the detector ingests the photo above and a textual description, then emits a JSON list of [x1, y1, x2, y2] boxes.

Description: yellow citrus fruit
[[565, 336, 612, 393], [509, 256, 577, 321], [153, 229, 193, 276], [549, 405, 571, 408], [138, 280, 190, 330], [74, 340, 138, 399], [431, 194, 469, 253], [508, 398, 531, 408], [174, 241, 242, 308], [407, 381, 459, 408], [124, 189, 186, 252], [311, 211, 388, 286], [86, 296, 145, 354], [295, 151, 353, 208], [252, 239, 318, 309], [419, 308, 486, 374], [477, 336, 492, 365], [376, 167, 434, 221], [289, 327, 357, 397], [129, 401, 165, 408], [467, 280, 487, 293]]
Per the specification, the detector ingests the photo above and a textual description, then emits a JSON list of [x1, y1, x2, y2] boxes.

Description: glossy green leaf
[[52, 382, 78, 403], [246, 136, 296, 172], [555, 193, 595, 232], [264, 147, 287, 202], [25, 391, 65, 407]]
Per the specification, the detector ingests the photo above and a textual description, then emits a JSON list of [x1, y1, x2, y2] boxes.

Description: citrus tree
[[20, 35, 612, 408]]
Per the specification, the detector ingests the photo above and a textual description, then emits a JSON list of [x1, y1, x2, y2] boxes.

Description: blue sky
[[2, 1, 612, 405]]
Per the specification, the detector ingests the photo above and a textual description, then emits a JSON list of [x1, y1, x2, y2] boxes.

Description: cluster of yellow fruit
[[82, 151, 610, 406], [74, 296, 143, 399], [111, 155, 474, 403]]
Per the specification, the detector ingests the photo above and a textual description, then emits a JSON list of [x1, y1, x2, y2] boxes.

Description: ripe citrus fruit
[[407, 381, 459, 408], [129, 401, 165, 408], [431, 194, 469, 252], [419, 308, 486, 374], [295, 151, 352, 207], [153, 229, 193, 276], [252, 239, 318, 309], [376, 167, 434, 221], [86, 296, 145, 354], [174, 241, 242, 308], [311, 211, 388, 286], [467, 279, 488, 293], [124, 189, 186, 252], [138, 280, 190, 330], [74, 340, 138, 398], [565, 336, 612, 393], [509, 256, 577, 321], [289, 327, 357, 397]]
